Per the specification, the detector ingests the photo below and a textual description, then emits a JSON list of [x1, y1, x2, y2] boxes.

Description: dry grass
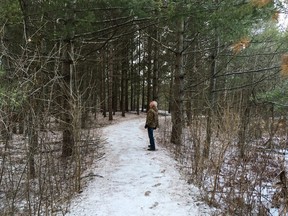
[[157, 111, 287, 215]]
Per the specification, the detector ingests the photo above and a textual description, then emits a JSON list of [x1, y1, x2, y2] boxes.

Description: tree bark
[[61, 1, 76, 157], [121, 43, 127, 117], [61, 45, 74, 157], [108, 45, 113, 121], [153, 27, 159, 101], [146, 34, 152, 110], [238, 90, 251, 158], [100, 52, 107, 117], [203, 36, 219, 158], [170, 14, 185, 146]]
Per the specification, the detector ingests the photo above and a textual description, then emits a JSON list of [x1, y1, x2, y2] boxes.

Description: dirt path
[[66, 117, 209, 216]]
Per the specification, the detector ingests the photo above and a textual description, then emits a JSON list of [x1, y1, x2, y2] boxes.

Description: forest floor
[[65, 114, 212, 216]]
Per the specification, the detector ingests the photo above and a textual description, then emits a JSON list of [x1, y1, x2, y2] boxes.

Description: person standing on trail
[[145, 101, 159, 151]]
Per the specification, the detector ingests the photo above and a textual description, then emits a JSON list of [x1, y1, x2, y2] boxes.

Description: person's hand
[[145, 124, 148, 129]]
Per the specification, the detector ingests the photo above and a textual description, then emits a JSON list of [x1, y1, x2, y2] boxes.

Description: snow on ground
[[65, 116, 211, 216]]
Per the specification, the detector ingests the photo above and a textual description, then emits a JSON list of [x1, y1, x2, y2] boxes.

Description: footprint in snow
[[144, 191, 151, 196], [149, 202, 159, 209], [153, 183, 161, 187]]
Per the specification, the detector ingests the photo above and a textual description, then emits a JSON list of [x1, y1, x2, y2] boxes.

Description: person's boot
[[147, 145, 155, 151]]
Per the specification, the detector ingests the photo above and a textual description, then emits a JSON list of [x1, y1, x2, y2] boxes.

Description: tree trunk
[[125, 57, 129, 112], [153, 27, 159, 101], [136, 32, 141, 115], [238, 90, 251, 158], [18, 0, 39, 174], [27, 110, 37, 179], [146, 34, 152, 110], [61, 42, 74, 157], [108, 45, 113, 121], [130, 45, 135, 111], [100, 52, 107, 117], [203, 35, 219, 158], [113, 63, 119, 114], [121, 44, 127, 117], [170, 14, 185, 146], [186, 38, 198, 126], [141, 51, 146, 112], [61, 51, 74, 157]]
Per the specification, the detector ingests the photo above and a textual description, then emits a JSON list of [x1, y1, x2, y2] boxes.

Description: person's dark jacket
[[145, 107, 159, 129]]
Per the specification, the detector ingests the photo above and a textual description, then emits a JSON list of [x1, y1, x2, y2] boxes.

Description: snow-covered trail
[[66, 117, 208, 216]]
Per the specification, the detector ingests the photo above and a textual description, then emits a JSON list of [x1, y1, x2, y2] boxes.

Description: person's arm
[[154, 112, 159, 129]]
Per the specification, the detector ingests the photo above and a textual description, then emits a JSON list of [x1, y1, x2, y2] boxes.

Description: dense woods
[[0, 0, 288, 215]]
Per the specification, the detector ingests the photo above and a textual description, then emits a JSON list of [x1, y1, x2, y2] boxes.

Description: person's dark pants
[[148, 127, 155, 150]]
